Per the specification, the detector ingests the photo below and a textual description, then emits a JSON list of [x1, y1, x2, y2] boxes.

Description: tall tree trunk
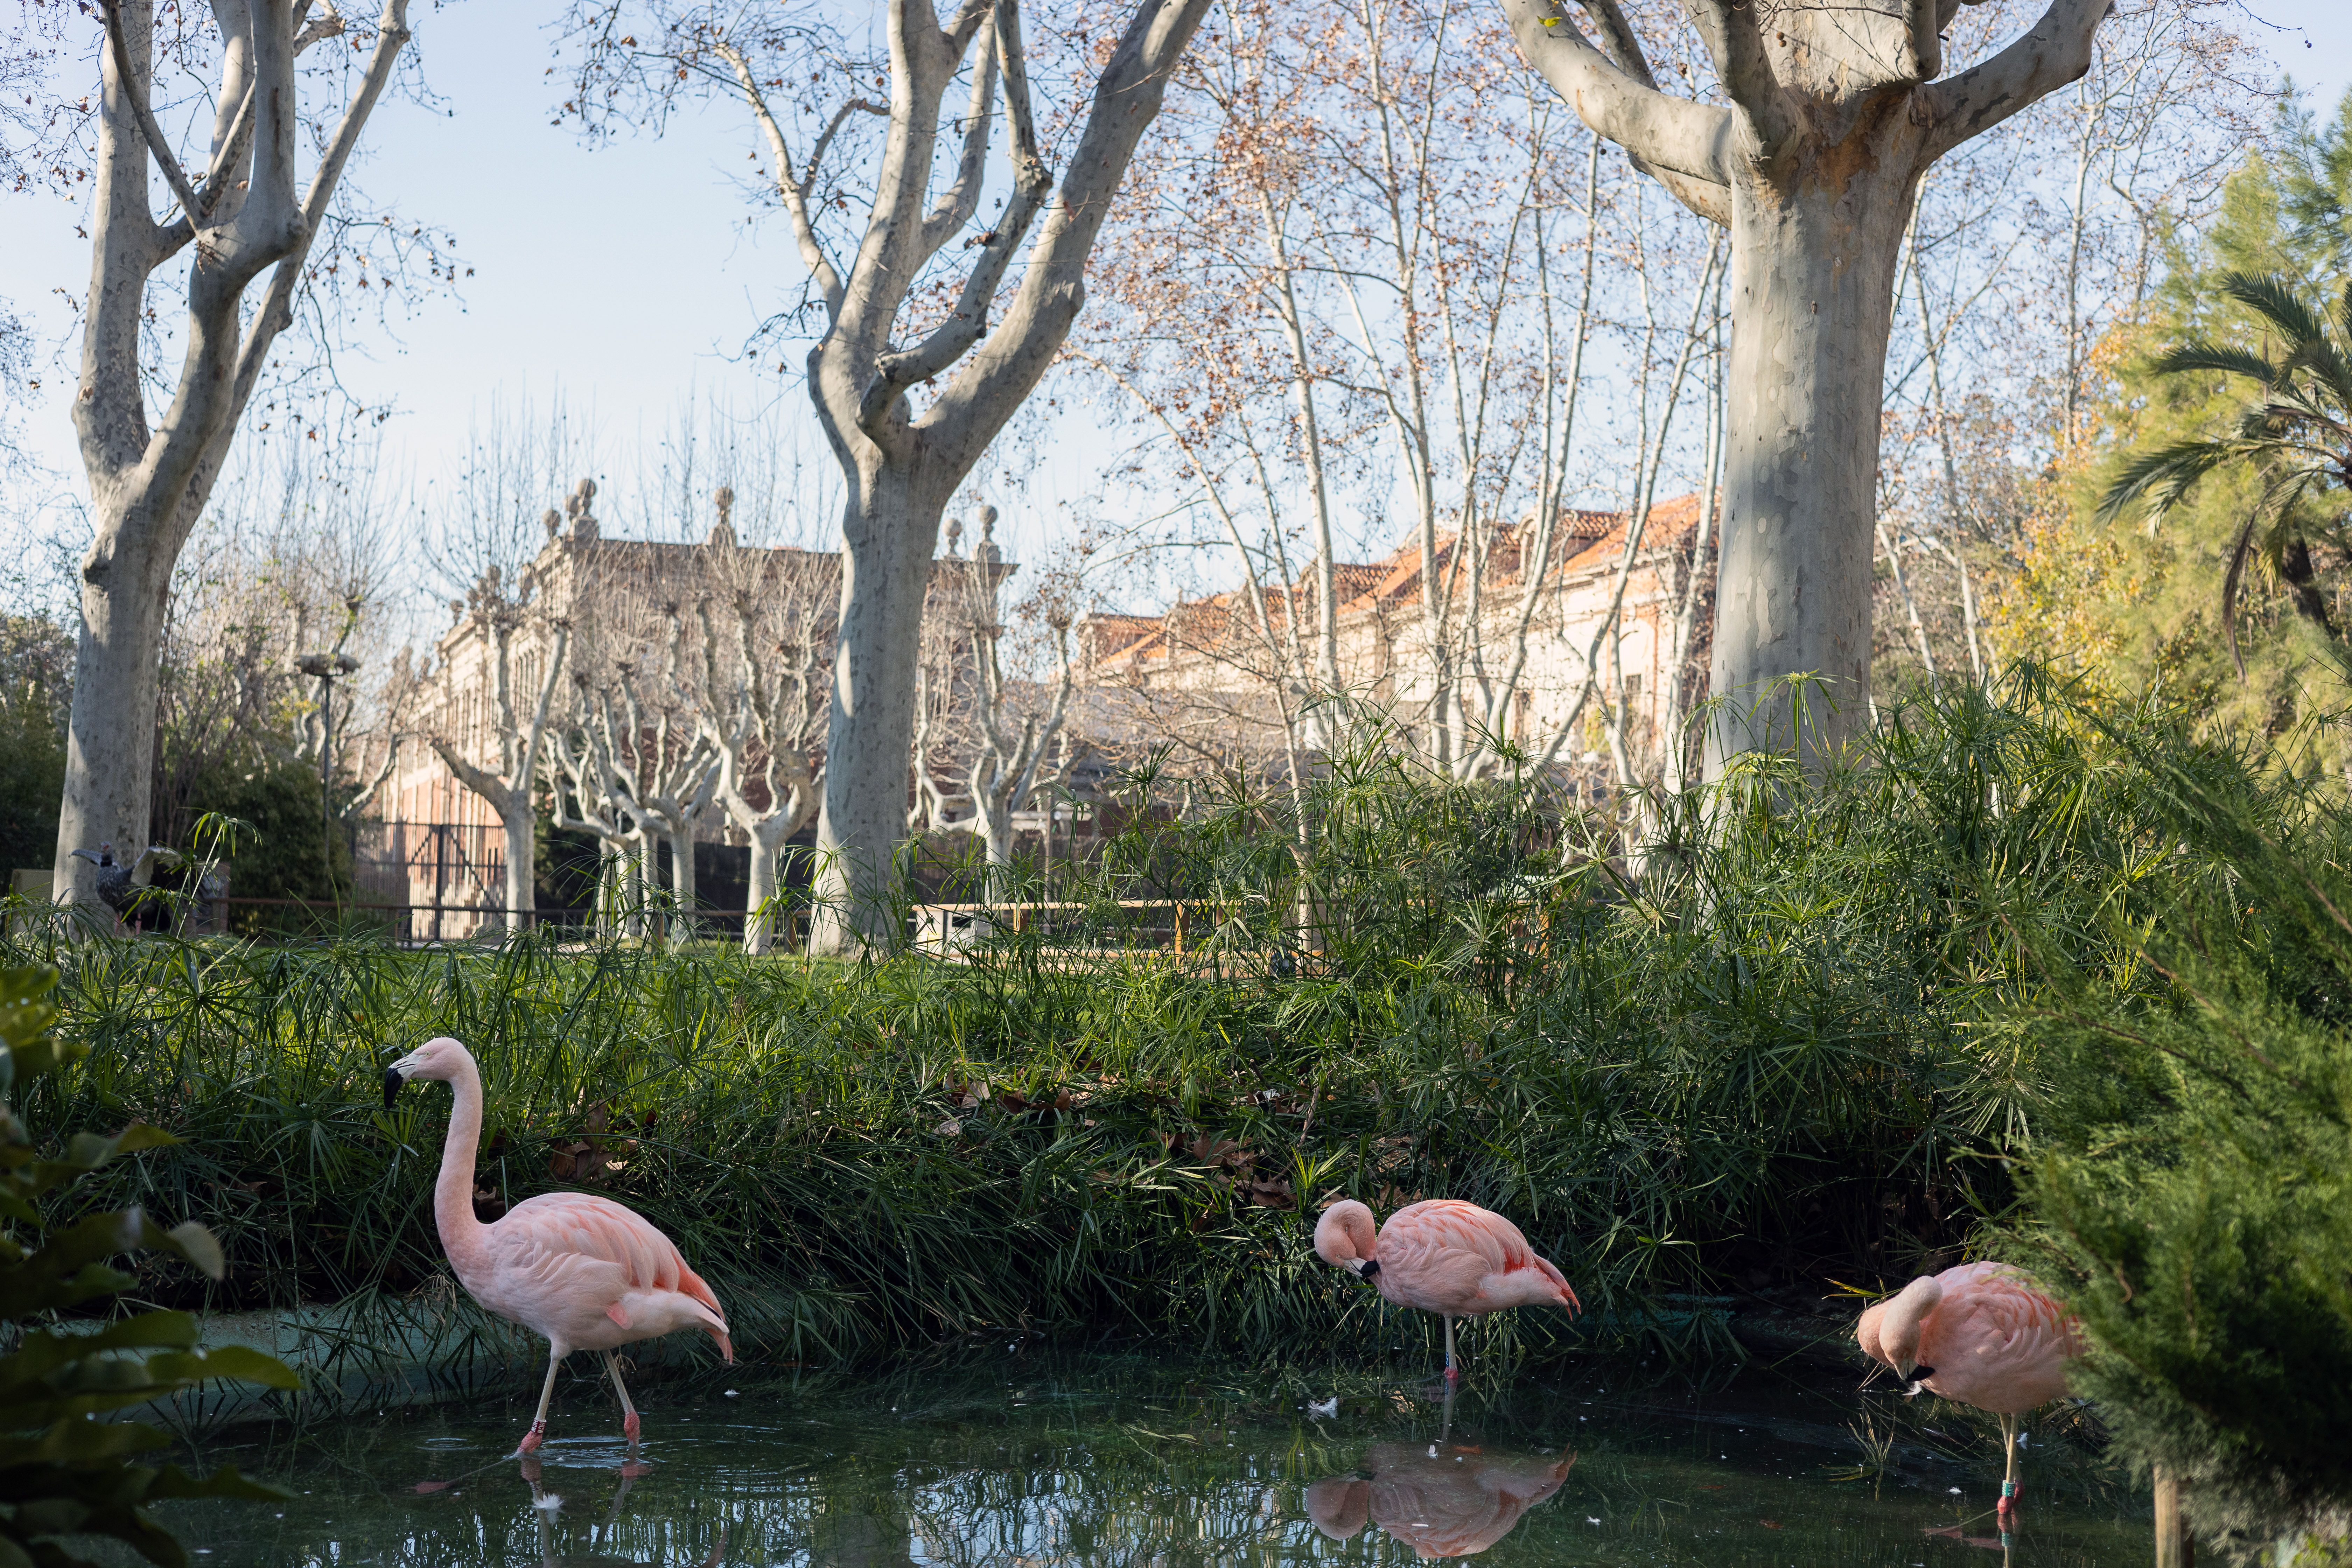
[[1708, 174, 1911, 771], [57, 523, 173, 885], [811, 464, 947, 951], [502, 797, 535, 933], [693, 0, 1211, 956], [977, 791, 1015, 868]]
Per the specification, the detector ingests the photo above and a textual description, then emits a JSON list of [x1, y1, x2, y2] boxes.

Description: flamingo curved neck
[[434, 1055, 492, 1264]]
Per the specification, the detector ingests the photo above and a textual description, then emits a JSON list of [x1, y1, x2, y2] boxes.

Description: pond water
[[156, 1350, 2147, 1566]]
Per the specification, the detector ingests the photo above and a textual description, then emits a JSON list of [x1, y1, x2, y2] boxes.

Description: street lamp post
[[294, 651, 362, 914]]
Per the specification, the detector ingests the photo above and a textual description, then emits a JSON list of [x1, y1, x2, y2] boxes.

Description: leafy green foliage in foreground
[[0, 965, 298, 1568], [2011, 738, 2352, 1563], [0, 672, 2253, 1387]]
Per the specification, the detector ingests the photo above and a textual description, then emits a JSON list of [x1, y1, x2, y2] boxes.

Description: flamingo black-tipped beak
[[383, 1066, 405, 1110], [1358, 1259, 1381, 1281]]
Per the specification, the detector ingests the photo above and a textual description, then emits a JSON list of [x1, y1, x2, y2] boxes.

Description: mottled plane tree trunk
[[428, 568, 571, 935], [54, 0, 414, 911], [570, 0, 1214, 950], [1497, 0, 2111, 769]]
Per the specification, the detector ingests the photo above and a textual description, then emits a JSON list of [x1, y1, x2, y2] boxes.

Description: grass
[[0, 669, 2304, 1389]]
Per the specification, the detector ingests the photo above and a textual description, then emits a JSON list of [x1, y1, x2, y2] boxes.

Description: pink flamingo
[[383, 1037, 733, 1455], [1856, 1261, 2084, 1520], [1314, 1198, 1581, 1380]]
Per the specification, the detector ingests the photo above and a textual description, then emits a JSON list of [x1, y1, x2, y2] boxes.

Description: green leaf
[[142, 1462, 292, 1504], [163, 1223, 222, 1281], [138, 1345, 301, 1393], [0, 1419, 170, 1467]]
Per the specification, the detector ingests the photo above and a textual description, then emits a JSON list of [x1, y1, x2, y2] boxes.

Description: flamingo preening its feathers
[[1857, 1261, 2084, 1521], [383, 1037, 731, 1455], [1315, 1198, 1581, 1380]]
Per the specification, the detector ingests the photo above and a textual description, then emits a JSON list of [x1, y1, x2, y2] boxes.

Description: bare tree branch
[[917, 21, 999, 259], [859, 0, 1055, 436], [919, 0, 1216, 449], [99, 0, 205, 223], [1497, 0, 1735, 192], [716, 41, 878, 323], [1921, 0, 2111, 164], [1686, 0, 1791, 150]]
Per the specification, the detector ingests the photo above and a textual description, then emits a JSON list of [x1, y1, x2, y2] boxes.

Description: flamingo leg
[[604, 1350, 642, 1449], [518, 1348, 563, 1454], [1998, 1413, 2019, 1519], [1443, 1316, 1459, 1382]]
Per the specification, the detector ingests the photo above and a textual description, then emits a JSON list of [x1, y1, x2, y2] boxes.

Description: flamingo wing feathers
[[1376, 1201, 1577, 1316], [1920, 1263, 2081, 1414], [487, 1194, 725, 1321]]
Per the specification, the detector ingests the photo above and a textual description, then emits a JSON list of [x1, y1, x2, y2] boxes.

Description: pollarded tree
[[427, 557, 571, 936], [911, 506, 1077, 868], [695, 489, 834, 955], [51, 0, 418, 911], [1497, 0, 2114, 766], [563, 0, 1217, 950]]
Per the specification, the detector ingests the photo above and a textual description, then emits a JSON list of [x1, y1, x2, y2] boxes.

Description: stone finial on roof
[[975, 504, 1001, 570], [944, 516, 964, 557], [565, 477, 599, 543], [708, 485, 737, 550]]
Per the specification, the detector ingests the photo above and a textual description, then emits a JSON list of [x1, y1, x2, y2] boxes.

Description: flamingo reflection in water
[[1305, 1386, 1573, 1560], [519, 1456, 724, 1568]]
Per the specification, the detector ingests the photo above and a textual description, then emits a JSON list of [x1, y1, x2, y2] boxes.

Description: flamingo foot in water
[[622, 1410, 641, 1446], [517, 1420, 547, 1455], [619, 1458, 654, 1480]]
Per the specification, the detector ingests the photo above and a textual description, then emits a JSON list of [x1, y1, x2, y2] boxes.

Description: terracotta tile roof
[[1081, 493, 1708, 670]]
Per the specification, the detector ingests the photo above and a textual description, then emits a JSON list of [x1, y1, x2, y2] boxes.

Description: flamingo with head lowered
[[1315, 1198, 1580, 1381], [383, 1037, 731, 1455], [1857, 1261, 2084, 1522]]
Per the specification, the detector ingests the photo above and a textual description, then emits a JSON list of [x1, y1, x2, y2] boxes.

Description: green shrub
[[0, 964, 299, 1568], [2010, 735, 2352, 1563], [183, 760, 349, 936], [0, 670, 2254, 1383]]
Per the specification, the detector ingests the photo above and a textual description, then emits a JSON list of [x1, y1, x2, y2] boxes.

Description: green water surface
[[153, 1351, 2147, 1566]]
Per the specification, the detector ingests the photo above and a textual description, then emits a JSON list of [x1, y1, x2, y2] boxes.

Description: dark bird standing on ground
[[68, 842, 183, 920]]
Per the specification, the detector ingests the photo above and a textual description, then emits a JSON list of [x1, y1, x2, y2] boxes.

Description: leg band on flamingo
[[2002, 1480, 2018, 1499]]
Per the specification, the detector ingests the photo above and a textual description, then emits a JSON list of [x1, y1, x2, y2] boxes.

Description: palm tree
[[2098, 272, 2352, 675]]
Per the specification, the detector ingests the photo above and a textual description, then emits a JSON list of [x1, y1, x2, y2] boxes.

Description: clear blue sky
[[1, 0, 2346, 604]]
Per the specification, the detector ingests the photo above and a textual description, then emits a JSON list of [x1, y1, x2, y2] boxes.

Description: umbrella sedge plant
[[0, 667, 2299, 1400]]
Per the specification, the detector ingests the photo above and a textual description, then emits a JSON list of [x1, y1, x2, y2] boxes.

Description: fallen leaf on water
[[1760, 1520, 1783, 1530]]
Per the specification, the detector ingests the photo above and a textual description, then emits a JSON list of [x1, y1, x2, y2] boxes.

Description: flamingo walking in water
[[1314, 1199, 1581, 1380], [383, 1037, 732, 1455], [1857, 1261, 2083, 1520]]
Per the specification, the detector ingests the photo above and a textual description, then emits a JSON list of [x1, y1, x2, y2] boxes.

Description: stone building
[[368, 485, 1005, 936], [1076, 495, 1713, 781]]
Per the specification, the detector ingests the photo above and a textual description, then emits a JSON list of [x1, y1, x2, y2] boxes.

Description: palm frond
[[2098, 439, 2241, 525], [2219, 509, 2259, 680], [2149, 341, 2282, 388], [2221, 272, 2331, 354]]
